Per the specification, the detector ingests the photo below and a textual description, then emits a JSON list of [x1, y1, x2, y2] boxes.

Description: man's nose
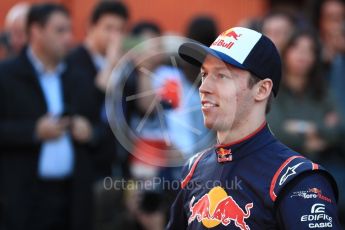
[[199, 76, 214, 94]]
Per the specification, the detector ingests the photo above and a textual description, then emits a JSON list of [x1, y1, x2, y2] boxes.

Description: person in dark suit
[[65, 2, 129, 228], [66, 0, 129, 180], [0, 3, 97, 230]]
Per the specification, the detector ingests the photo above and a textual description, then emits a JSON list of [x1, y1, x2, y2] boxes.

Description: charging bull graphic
[[212, 29, 243, 50], [220, 29, 242, 40], [188, 194, 211, 223], [188, 186, 253, 229]]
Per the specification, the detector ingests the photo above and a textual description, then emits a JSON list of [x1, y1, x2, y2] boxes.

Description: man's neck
[[31, 45, 59, 72], [217, 115, 266, 146]]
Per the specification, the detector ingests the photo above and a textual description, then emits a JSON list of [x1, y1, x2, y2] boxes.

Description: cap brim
[[178, 42, 246, 70]]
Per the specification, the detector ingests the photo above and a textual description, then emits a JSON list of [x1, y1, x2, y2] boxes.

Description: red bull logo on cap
[[220, 28, 242, 40], [188, 186, 253, 229], [211, 29, 243, 50]]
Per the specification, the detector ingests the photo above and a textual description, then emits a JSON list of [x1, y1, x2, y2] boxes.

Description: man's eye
[[219, 74, 227, 79], [200, 72, 207, 78]]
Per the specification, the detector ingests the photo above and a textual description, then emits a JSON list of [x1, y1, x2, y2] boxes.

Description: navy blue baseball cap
[[178, 27, 282, 96]]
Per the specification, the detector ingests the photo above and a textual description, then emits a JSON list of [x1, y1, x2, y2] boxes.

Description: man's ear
[[254, 78, 273, 102]]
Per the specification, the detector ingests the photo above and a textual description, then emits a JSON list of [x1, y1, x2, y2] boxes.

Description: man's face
[[262, 16, 293, 53], [7, 15, 27, 54], [285, 36, 315, 77], [37, 12, 72, 61], [321, 0, 345, 33], [89, 14, 126, 55], [199, 55, 255, 131]]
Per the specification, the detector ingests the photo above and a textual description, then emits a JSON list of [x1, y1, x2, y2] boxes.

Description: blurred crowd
[[0, 0, 344, 229]]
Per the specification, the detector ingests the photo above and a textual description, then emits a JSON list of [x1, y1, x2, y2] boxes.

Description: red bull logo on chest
[[188, 186, 253, 229]]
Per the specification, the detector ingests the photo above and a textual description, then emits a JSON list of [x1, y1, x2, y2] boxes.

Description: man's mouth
[[201, 100, 219, 108]]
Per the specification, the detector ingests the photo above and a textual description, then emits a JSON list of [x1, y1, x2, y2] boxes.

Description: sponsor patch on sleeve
[[290, 187, 333, 203], [300, 203, 333, 228]]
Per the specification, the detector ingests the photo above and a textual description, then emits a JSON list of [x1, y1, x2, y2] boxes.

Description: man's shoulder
[[267, 149, 338, 203], [66, 45, 91, 64], [0, 54, 30, 83], [252, 140, 338, 202], [65, 45, 97, 77], [0, 55, 22, 73], [258, 136, 300, 164], [67, 44, 87, 56]]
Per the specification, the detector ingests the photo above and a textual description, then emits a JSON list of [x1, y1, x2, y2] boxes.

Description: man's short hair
[[247, 73, 273, 114], [90, 1, 129, 25], [131, 21, 161, 36], [27, 3, 69, 30]]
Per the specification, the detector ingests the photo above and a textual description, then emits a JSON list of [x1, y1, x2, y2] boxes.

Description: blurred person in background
[[0, 25, 12, 230], [0, 33, 11, 60], [309, 0, 345, 73], [314, 0, 345, 157], [155, 15, 218, 160], [268, 29, 341, 161], [0, 3, 97, 230], [261, 10, 297, 53], [318, 0, 345, 67], [4, 2, 30, 56], [0, 33, 11, 218], [65, 1, 129, 229], [267, 30, 345, 221], [117, 21, 167, 230], [67, 0, 128, 184], [124, 21, 172, 180], [186, 16, 218, 47], [329, 48, 345, 131]]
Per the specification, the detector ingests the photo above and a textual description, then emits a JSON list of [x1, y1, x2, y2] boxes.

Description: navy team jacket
[[166, 122, 341, 230]]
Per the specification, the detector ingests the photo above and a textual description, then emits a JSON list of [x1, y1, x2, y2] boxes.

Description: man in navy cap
[[166, 27, 341, 229]]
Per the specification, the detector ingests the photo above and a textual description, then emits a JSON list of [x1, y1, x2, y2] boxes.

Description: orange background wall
[[0, 0, 268, 42]]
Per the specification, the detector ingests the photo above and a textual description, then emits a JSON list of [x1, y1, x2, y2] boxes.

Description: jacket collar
[[214, 122, 273, 162]]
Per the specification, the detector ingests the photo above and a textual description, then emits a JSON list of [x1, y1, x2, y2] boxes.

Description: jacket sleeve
[[275, 171, 341, 229], [0, 120, 38, 147]]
